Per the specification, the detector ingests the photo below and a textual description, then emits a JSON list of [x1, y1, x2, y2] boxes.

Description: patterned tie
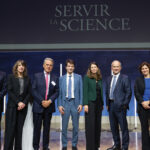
[[45, 73, 49, 100], [68, 75, 72, 99], [110, 76, 117, 99]]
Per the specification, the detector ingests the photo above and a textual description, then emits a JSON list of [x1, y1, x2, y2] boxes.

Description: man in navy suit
[[105, 60, 132, 150], [32, 58, 59, 150], [0, 71, 7, 149], [58, 59, 83, 150]]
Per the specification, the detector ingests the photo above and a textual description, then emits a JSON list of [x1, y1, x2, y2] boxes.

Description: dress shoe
[[62, 147, 67, 150], [72, 146, 77, 150], [107, 145, 121, 150]]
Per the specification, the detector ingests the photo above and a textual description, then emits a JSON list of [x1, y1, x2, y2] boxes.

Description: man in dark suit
[[32, 58, 59, 150], [0, 71, 7, 149], [105, 60, 132, 150], [58, 59, 83, 150]]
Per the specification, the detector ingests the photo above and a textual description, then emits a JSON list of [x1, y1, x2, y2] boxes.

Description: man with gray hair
[[105, 60, 132, 150], [32, 58, 59, 150]]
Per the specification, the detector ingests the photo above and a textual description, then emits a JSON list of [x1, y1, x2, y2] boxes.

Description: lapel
[[74, 73, 76, 90], [23, 77, 27, 93], [114, 74, 121, 91], [63, 74, 67, 94], [61, 74, 67, 95], [141, 76, 145, 90], [14, 76, 20, 92], [41, 72, 46, 92], [108, 76, 112, 89], [97, 79, 101, 87], [49, 73, 53, 91]]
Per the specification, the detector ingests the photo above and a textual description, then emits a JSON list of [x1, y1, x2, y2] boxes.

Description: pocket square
[[51, 81, 56, 86]]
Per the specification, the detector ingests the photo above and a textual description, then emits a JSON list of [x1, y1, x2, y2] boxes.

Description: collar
[[44, 71, 50, 75], [67, 73, 74, 77], [112, 73, 120, 78]]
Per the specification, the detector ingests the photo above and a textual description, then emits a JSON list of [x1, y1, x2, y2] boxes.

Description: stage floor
[[1, 129, 142, 150]]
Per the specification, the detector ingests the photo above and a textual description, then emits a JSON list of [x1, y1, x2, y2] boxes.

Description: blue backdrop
[[0, 50, 149, 116]]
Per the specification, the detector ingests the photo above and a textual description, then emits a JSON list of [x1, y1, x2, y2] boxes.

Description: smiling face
[[17, 63, 25, 74], [43, 60, 53, 73], [90, 64, 98, 74], [66, 63, 75, 74], [141, 65, 150, 77], [111, 60, 122, 75]]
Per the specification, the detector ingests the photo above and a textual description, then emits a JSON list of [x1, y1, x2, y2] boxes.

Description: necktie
[[45, 73, 49, 100], [68, 75, 72, 99], [110, 76, 117, 99]]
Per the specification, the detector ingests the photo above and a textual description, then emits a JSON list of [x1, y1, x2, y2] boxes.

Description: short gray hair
[[111, 60, 122, 67], [43, 58, 54, 65]]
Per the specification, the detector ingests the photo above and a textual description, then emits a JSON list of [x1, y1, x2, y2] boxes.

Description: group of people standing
[[0, 58, 150, 150]]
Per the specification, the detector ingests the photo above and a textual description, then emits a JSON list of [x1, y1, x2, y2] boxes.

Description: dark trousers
[[138, 106, 150, 150], [85, 101, 102, 150], [4, 107, 27, 150], [33, 111, 52, 150], [109, 102, 129, 149]]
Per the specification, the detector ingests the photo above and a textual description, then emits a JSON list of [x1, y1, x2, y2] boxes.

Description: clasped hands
[[42, 99, 52, 108], [18, 102, 26, 110]]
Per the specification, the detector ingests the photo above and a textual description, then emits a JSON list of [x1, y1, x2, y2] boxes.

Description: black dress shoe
[[107, 145, 121, 150], [62, 147, 67, 150], [72, 146, 77, 150]]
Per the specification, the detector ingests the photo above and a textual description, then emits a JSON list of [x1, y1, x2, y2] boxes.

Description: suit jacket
[[57, 73, 83, 108], [7, 74, 31, 108], [105, 74, 132, 110], [0, 71, 7, 113], [134, 76, 146, 112], [83, 75, 103, 105], [32, 72, 59, 113]]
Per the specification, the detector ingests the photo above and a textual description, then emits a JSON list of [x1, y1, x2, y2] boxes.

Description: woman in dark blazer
[[4, 60, 31, 150], [134, 62, 150, 150], [83, 62, 103, 150]]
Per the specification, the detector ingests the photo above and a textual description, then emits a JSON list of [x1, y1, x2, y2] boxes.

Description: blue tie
[[68, 75, 72, 99], [110, 76, 117, 99]]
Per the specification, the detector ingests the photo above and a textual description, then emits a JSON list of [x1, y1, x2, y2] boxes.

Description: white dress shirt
[[109, 73, 120, 99], [66, 73, 75, 98]]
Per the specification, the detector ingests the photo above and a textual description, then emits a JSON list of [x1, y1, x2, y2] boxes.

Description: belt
[[109, 99, 114, 101]]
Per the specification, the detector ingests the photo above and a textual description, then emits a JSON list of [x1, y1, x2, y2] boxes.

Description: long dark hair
[[86, 62, 102, 80], [12, 60, 28, 77]]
